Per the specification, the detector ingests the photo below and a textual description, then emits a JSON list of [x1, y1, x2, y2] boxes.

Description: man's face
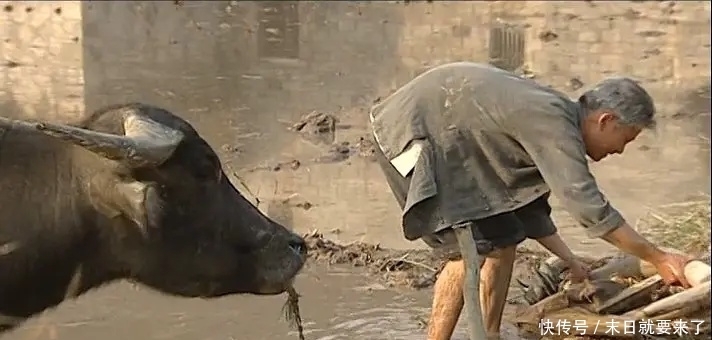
[[582, 112, 642, 162]]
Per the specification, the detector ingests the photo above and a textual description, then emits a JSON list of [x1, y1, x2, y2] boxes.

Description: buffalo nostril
[[288, 238, 307, 256]]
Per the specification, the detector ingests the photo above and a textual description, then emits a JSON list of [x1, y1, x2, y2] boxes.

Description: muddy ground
[[302, 231, 711, 339], [304, 230, 545, 291]]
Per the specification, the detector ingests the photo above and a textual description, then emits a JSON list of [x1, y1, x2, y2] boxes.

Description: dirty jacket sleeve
[[507, 106, 625, 238]]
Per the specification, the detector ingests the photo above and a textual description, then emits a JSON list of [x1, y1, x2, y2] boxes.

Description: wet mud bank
[[303, 231, 549, 292]]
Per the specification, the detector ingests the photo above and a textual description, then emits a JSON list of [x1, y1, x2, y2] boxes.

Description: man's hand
[[566, 259, 591, 283], [533, 234, 594, 283], [649, 251, 693, 288], [602, 222, 693, 287]]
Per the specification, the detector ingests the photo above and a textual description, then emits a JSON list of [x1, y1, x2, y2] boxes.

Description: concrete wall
[[0, 1, 83, 122], [3, 1, 710, 251]]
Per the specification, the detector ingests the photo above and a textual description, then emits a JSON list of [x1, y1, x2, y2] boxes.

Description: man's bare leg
[[426, 245, 516, 340], [427, 259, 465, 340], [480, 245, 517, 339]]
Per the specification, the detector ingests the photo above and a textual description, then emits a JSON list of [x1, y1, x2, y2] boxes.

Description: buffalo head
[[0, 103, 307, 297]]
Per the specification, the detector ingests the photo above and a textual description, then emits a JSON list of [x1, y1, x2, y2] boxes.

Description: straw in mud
[[283, 286, 306, 340], [638, 198, 711, 257]]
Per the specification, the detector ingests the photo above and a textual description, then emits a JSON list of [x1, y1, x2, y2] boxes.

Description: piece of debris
[[333, 142, 350, 154], [562, 13, 579, 20], [515, 65, 536, 79], [356, 136, 378, 161], [221, 144, 241, 153], [313, 142, 352, 164], [290, 111, 338, 146], [250, 159, 302, 172], [3, 60, 21, 68], [637, 30, 666, 38], [538, 30, 558, 42], [279, 193, 313, 211], [295, 201, 312, 210], [643, 47, 662, 57], [567, 77, 584, 91]]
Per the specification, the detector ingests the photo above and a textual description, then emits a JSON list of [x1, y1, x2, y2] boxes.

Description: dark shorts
[[375, 144, 556, 260]]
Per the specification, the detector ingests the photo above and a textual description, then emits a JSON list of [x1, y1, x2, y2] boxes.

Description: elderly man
[[369, 62, 692, 340]]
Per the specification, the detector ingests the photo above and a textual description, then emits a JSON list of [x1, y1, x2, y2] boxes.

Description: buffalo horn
[[0, 113, 184, 167]]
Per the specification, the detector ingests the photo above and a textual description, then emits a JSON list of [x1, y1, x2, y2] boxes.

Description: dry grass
[[637, 196, 711, 258]]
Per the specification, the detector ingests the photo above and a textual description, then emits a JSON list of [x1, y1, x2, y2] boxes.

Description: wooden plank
[[630, 281, 711, 319], [594, 274, 664, 315], [596, 259, 711, 315]]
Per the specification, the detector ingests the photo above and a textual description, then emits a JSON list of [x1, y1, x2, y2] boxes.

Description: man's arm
[[600, 222, 665, 262], [508, 107, 664, 261], [535, 233, 592, 282], [535, 233, 578, 263]]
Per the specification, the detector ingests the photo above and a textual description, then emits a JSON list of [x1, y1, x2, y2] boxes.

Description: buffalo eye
[[193, 153, 222, 181]]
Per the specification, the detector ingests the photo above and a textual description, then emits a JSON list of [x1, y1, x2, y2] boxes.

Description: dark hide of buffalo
[[0, 103, 306, 332]]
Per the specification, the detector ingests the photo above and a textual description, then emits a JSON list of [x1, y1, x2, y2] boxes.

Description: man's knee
[[440, 259, 465, 278]]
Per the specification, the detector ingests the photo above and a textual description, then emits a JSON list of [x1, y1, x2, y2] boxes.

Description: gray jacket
[[370, 62, 624, 241]]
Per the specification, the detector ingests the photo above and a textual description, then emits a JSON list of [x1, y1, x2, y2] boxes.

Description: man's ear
[[596, 111, 618, 130], [88, 174, 163, 238], [598, 111, 618, 127]]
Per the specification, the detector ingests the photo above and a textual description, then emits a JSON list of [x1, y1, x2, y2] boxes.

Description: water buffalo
[[0, 103, 307, 332]]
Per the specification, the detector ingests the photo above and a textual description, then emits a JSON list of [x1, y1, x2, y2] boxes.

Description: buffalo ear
[[88, 175, 163, 237]]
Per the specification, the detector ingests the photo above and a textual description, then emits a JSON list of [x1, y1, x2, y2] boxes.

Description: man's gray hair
[[578, 77, 657, 129]]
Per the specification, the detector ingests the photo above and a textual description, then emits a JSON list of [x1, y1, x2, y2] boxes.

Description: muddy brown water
[[10, 264, 525, 340], [10, 235, 540, 340]]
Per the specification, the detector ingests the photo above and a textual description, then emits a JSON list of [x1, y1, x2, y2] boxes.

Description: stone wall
[[4, 1, 709, 127], [2, 1, 709, 250], [0, 1, 83, 122]]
